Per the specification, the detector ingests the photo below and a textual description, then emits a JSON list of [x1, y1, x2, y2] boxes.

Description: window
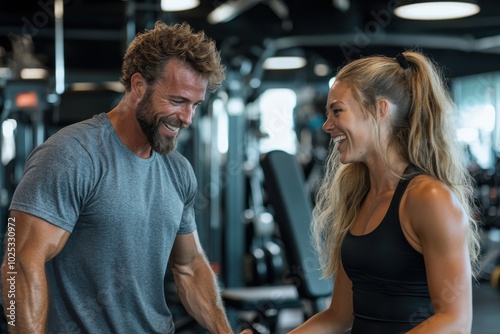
[[258, 88, 298, 154]]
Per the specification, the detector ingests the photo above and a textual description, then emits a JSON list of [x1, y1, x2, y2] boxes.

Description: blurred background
[[1, 1, 500, 333]]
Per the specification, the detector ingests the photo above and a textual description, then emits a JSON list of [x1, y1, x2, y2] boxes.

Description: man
[[1, 21, 251, 333]]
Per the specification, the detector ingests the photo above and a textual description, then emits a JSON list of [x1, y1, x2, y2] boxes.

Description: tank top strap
[[388, 164, 421, 214]]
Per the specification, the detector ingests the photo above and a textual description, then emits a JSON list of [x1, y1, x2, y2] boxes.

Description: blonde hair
[[313, 50, 481, 278], [121, 21, 225, 92]]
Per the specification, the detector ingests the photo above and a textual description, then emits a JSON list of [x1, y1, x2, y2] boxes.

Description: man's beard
[[135, 88, 183, 155]]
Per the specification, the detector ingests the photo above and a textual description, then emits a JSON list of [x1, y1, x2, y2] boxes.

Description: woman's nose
[[322, 115, 335, 133]]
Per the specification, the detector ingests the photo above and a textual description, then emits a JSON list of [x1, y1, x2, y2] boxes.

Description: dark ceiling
[[1, 0, 500, 97]]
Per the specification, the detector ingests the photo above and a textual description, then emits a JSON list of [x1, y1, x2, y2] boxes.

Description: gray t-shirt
[[10, 113, 197, 333]]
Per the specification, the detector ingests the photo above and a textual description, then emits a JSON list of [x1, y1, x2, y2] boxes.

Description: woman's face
[[323, 81, 377, 164]]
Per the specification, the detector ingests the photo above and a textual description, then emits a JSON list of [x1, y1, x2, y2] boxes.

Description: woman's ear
[[377, 98, 393, 141], [376, 98, 390, 120]]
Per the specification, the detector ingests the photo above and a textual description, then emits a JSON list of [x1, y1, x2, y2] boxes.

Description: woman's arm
[[403, 176, 473, 334], [288, 262, 353, 334]]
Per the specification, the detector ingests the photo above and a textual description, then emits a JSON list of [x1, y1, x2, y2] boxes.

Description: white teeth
[[165, 124, 179, 132], [333, 135, 346, 144]]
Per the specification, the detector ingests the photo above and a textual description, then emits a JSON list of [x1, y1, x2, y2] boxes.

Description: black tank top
[[341, 166, 434, 333]]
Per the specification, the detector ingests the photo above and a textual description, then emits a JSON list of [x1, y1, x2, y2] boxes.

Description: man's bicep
[[170, 231, 204, 266], [7, 210, 70, 263]]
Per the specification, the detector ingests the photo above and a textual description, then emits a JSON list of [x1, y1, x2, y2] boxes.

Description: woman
[[290, 51, 481, 333]]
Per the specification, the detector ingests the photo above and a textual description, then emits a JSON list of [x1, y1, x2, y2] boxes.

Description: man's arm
[[1, 210, 70, 334], [169, 231, 234, 333]]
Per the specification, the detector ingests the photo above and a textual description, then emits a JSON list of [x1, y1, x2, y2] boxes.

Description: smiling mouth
[[164, 123, 180, 133], [333, 135, 346, 145]]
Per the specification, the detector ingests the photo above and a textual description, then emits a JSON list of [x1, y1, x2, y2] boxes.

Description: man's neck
[[107, 102, 152, 159]]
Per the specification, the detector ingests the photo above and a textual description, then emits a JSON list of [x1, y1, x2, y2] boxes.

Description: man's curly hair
[[120, 21, 225, 93]]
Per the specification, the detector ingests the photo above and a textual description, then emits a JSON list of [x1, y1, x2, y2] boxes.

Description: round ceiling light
[[161, 0, 200, 12], [394, 1, 480, 20]]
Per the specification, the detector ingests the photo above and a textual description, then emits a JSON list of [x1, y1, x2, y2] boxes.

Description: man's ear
[[131, 72, 146, 99]]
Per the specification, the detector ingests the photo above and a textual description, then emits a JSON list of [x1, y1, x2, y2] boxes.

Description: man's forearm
[[1, 261, 49, 334], [172, 254, 233, 333]]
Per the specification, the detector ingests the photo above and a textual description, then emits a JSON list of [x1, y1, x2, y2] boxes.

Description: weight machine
[[0, 79, 50, 226]]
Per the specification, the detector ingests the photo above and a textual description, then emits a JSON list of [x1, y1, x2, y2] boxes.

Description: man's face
[[136, 86, 181, 155], [135, 58, 208, 155]]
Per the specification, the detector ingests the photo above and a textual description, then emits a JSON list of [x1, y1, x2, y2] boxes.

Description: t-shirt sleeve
[[9, 135, 94, 233], [177, 158, 198, 234]]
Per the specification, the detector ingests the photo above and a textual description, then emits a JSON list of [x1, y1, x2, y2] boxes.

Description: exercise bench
[[222, 150, 333, 333]]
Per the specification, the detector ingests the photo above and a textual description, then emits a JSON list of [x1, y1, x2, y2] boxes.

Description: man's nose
[[178, 105, 195, 126]]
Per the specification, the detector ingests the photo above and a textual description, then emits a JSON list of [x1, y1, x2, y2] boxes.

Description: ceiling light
[[161, 0, 200, 12], [20, 68, 49, 79], [314, 63, 330, 76], [263, 56, 307, 70], [207, 0, 263, 24], [394, 1, 480, 20]]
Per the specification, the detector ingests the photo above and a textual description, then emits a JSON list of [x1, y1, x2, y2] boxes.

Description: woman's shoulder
[[405, 174, 454, 203], [402, 174, 467, 235]]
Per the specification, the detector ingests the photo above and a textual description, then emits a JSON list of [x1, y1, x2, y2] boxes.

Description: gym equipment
[[221, 150, 332, 333], [472, 164, 500, 285], [260, 150, 332, 310], [244, 206, 286, 286], [491, 265, 500, 291], [52, 86, 122, 127], [241, 114, 286, 287], [0, 79, 50, 226]]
